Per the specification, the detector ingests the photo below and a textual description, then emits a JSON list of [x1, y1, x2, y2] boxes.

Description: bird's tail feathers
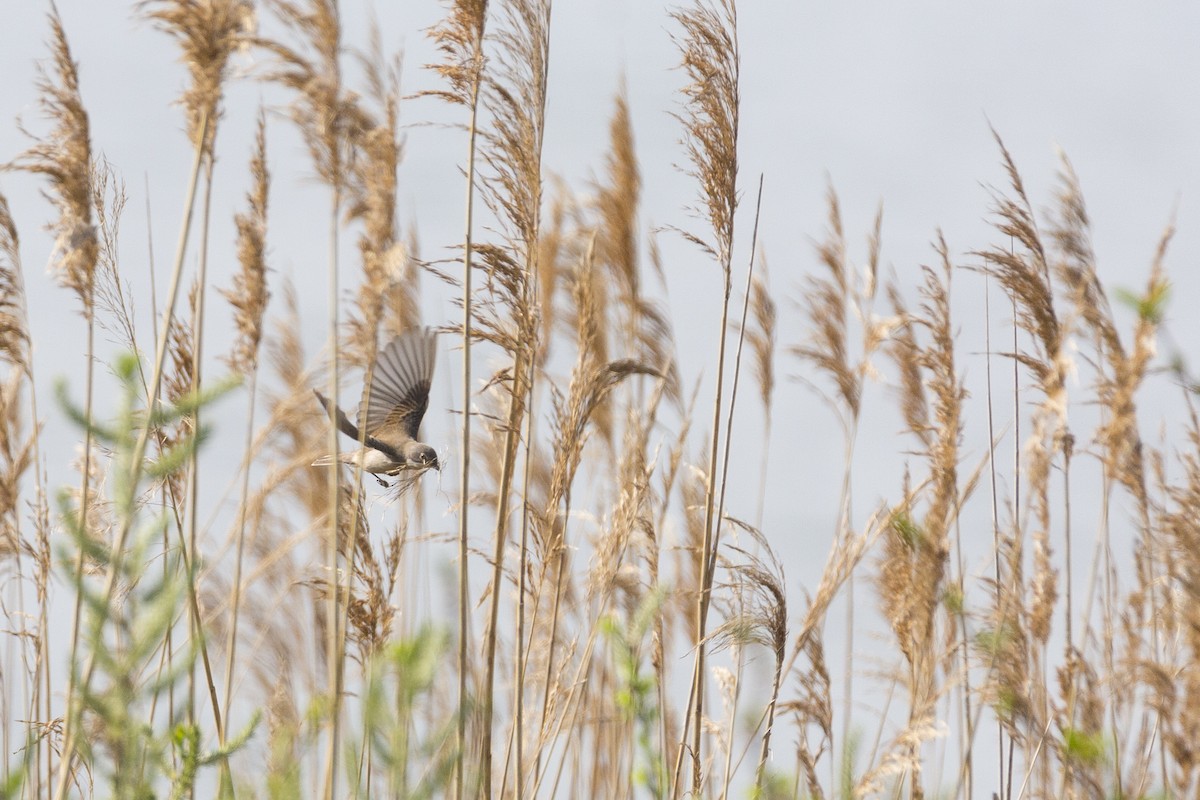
[[311, 452, 357, 467]]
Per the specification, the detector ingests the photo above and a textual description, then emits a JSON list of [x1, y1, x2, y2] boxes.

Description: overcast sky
[[3, 1, 1199, 787]]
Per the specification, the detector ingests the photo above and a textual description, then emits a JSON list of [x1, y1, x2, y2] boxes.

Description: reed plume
[[224, 113, 271, 376], [345, 29, 406, 365], [140, 0, 254, 156]]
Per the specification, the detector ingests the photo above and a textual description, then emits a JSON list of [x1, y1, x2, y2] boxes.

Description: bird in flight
[[313, 328, 439, 485]]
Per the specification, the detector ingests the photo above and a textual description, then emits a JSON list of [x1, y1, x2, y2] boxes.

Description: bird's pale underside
[[313, 328, 439, 486]]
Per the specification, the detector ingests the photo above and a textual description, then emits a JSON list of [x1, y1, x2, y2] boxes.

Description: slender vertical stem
[[1007, 290, 1018, 800], [512, 369, 536, 799], [457, 73, 483, 800], [982, 274, 1005, 800], [321, 182, 343, 800], [187, 154, 228, 772], [53, 303, 94, 800], [221, 367, 259, 738], [481, 346, 528, 796]]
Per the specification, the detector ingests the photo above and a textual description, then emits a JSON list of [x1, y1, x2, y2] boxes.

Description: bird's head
[[405, 441, 440, 472]]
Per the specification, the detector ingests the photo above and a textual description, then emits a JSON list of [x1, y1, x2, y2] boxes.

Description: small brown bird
[[313, 328, 439, 484]]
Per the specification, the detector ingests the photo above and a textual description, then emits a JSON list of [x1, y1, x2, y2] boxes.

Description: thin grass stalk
[[513, 368, 537, 799], [321, 180, 343, 800], [456, 122, 480, 800], [709, 177, 763, 800], [222, 368, 258, 700], [536, 479, 569, 780], [63, 316, 96, 787], [752, 633, 785, 795], [482, 345, 528, 791], [1, 195, 51, 800], [0, 201, 26, 791], [142, 181, 179, 783], [340, 331, 387, 798], [667, 1, 741, 789], [444, 11, 490, 790], [420, 0, 490, 787], [678, 258, 732, 793], [1008, 292, 1018, 800], [220, 110, 270, 753], [704, 174, 762, 597], [478, 0, 552, 788], [52, 110, 210, 800], [181, 155, 233, 800], [981, 273, 1006, 800]]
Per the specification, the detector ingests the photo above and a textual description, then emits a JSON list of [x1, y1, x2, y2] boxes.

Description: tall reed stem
[[321, 181, 343, 800], [457, 70, 483, 800], [52, 111, 210, 800]]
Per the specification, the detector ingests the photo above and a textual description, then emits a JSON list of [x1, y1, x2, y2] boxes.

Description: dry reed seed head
[[11, 7, 98, 306], [480, 0, 551, 256], [670, 0, 739, 266], [263, 283, 332, 518], [792, 187, 860, 420], [1049, 151, 1125, 364], [587, 398, 658, 599], [976, 136, 1065, 395], [0, 373, 34, 561], [422, 0, 489, 107], [747, 256, 776, 419], [534, 186, 570, 352], [711, 525, 787, 658], [141, 0, 254, 154], [68, 443, 115, 572], [224, 111, 271, 374], [345, 37, 406, 365], [381, 231, 420, 341], [917, 238, 964, 539], [88, 162, 145, 358], [570, 236, 613, 437], [262, 0, 364, 190], [887, 283, 930, 447], [597, 92, 641, 316], [0, 195, 30, 374]]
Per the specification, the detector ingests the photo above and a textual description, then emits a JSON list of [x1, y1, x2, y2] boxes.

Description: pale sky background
[[3, 0, 1200, 793]]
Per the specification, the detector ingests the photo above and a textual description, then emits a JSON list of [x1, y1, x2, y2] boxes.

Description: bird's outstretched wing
[[358, 328, 437, 442], [314, 390, 405, 463]]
